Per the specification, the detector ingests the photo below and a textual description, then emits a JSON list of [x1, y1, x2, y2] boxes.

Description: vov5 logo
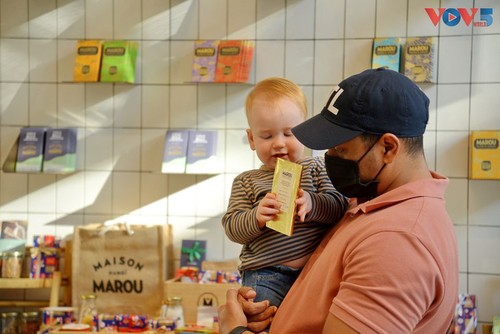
[[425, 8, 493, 27]]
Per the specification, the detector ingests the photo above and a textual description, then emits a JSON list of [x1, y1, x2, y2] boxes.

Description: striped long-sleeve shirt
[[222, 156, 348, 271]]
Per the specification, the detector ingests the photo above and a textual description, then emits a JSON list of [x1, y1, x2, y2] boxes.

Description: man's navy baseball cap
[[292, 67, 430, 150]]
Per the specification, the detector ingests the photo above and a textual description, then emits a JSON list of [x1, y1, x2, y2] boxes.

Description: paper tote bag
[[72, 223, 171, 316]]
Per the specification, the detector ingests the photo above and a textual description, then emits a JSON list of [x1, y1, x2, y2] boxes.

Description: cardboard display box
[[470, 130, 500, 180], [164, 279, 240, 324]]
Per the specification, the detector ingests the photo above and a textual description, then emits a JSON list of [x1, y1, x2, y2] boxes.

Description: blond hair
[[245, 77, 308, 122]]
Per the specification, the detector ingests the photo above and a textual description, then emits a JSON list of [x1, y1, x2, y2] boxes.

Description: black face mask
[[324, 141, 385, 199]]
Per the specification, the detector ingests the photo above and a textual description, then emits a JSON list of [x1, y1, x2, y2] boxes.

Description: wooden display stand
[[0, 243, 72, 308]]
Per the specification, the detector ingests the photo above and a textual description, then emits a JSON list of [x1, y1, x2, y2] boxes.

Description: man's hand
[[238, 287, 277, 333], [218, 288, 249, 334], [256, 193, 281, 228], [295, 188, 312, 222]]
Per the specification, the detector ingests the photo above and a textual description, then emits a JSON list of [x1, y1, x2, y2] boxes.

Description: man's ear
[[380, 133, 399, 163], [246, 129, 256, 151]]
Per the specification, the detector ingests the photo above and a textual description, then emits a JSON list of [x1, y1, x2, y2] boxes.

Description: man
[[218, 68, 459, 334]]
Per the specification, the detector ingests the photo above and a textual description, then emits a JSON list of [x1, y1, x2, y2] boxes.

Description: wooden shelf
[[0, 243, 73, 308], [0, 300, 50, 307], [0, 277, 58, 289], [0, 271, 68, 307]]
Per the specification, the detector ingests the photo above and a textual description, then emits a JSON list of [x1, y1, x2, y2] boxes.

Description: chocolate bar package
[[15, 127, 46, 173], [185, 130, 221, 174], [215, 40, 254, 83], [73, 40, 103, 82], [161, 129, 189, 174], [404, 37, 437, 83], [192, 40, 219, 82], [372, 37, 401, 72], [100, 40, 138, 83], [42, 128, 78, 173], [453, 294, 477, 334], [470, 130, 500, 180]]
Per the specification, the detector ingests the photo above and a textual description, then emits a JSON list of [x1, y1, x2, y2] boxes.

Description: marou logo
[[92, 256, 144, 294], [220, 46, 240, 56], [407, 44, 430, 55], [375, 45, 397, 55], [105, 47, 126, 56], [78, 46, 98, 55], [474, 138, 499, 149], [195, 47, 216, 57]]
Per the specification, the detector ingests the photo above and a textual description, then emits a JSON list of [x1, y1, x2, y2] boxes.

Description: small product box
[[372, 37, 401, 72], [161, 129, 190, 174], [33, 235, 57, 247], [214, 40, 254, 83], [185, 130, 221, 174], [192, 40, 219, 82], [404, 37, 437, 83], [453, 294, 477, 334], [73, 40, 103, 82], [100, 40, 139, 83], [180, 240, 206, 271], [15, 127, 46, 173], [42, 128, 78, 173], [470, 130, 500, 180], [31, 235, 60, 278], [30, 249, 59, 278]]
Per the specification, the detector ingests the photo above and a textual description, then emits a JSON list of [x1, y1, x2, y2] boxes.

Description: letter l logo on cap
[[326, 86, 344, 115]]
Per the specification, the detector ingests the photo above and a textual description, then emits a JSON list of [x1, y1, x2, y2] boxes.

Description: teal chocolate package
[[372, 37, 401, 72], [42, 128, 78, 173], [100, 40, 138, 83]]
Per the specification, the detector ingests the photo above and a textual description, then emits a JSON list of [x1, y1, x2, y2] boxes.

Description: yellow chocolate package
[[73, 40, 103, 82]]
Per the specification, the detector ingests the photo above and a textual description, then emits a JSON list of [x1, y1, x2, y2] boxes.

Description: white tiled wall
[[1, 0, 499, 327]]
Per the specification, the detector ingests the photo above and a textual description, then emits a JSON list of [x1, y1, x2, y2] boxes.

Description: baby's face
[[246, 96, 305, 168]]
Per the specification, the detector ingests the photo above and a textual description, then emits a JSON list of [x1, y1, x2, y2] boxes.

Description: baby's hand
[[295, 188, 312, 223], [256, 193, 281, 228]]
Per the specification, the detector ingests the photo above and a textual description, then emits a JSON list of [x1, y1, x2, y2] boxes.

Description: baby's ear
[[246, 129, 256, 150]]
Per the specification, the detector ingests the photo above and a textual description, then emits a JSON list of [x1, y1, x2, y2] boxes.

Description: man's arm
[[323, 314, 358, 334], [218, 287, 360, 334]]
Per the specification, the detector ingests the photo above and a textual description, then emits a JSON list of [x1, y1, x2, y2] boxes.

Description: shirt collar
[[348, 171, 449, 215]]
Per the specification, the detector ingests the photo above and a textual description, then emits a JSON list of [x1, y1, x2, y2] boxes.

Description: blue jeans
[[242, 265, 301, 308]]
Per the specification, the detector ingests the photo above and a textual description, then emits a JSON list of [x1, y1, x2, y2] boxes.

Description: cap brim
[[292, 111, 362, 150]]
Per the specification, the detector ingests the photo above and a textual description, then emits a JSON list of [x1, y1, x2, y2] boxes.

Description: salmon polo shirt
[[269, 171, 459, 334]]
